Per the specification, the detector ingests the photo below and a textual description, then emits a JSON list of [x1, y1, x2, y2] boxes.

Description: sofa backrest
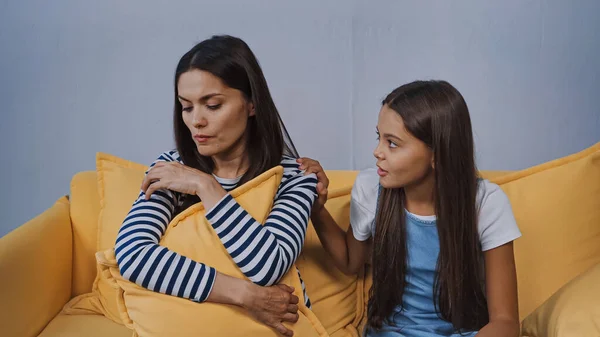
[[69, 171, 101, 297], [65, 168, 514, 301]]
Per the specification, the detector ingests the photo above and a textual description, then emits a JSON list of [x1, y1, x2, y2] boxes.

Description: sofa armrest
[[0, 196, 73, 337]]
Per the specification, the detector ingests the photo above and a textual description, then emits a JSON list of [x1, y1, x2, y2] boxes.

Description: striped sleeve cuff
[[193, 266, 217, 302], [205, 193, 236, 227], [205, 193, 234, 220]]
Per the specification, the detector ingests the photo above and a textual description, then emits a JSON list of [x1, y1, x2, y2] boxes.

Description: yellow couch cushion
[[96, 153, 149, 251], [0, 197, 72, 337], [297, 170, 363, 337], [69, 171, 102, 297], [101, 165, 327, 336], [521, 262, 600, 336], [38, 314, 132, 337], [479, 170, 514, 180], [65, 153, 148, 324], [489, 142, 600, 320]]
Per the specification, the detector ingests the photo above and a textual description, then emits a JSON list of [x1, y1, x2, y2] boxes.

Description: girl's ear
[[430, 154, 435, 170]]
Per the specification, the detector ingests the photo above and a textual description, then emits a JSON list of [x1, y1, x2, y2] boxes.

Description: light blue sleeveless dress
[[365, 187, 478, 337]]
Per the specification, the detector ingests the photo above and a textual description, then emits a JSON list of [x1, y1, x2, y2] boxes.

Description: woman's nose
[[192, 110, 208, 128]]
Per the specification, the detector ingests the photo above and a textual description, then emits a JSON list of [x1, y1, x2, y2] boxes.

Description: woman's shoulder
[[280, 155, 301, 172], [276, 156, 318, 194], [152, 149, 184, 165]]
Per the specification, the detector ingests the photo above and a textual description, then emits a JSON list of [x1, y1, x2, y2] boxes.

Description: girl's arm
[[476, 242, 520, 337], [311, 208, 370, 275], [298, 158, 370, 275]]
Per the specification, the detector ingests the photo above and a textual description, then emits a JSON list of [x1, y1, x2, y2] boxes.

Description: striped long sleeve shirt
[[114, 150, 317, 306]]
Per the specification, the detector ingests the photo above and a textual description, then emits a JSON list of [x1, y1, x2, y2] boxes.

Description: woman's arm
[[476, 242, 520, 337], [201, 158, 318, 287], [115, 152, 299, 336], [297, 157, 370, 275], [115, 152, 217, 302], [209, 273, 300, 337]]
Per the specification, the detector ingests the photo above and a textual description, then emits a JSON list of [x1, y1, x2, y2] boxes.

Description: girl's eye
[[389, 140, 398, 148], [182, 106, 192, 113], [207, 104, 221, 111]]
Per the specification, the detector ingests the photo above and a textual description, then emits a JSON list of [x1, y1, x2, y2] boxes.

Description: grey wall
[[1, 0, 599, 237]]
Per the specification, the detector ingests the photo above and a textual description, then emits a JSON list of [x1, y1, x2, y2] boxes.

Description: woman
[[115, 35, 318, 337]]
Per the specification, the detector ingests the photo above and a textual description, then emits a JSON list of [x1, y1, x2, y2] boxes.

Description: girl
[[115, 35, 317, 337], [299, 80, 521, 337]]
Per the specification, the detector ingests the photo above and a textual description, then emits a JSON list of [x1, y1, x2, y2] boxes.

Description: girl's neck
[[403, 171, 436, 216]]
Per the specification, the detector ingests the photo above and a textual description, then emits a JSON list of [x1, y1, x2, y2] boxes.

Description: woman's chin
[[195, 145, 218, 157]]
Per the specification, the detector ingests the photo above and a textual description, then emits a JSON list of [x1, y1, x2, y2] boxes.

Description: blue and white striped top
[[114, 150, 317, 307]]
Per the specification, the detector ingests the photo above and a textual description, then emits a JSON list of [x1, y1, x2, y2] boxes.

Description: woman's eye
[[389, 140, 398, 148], [182, 106, 192, 113], [207, 104, 221, 111]]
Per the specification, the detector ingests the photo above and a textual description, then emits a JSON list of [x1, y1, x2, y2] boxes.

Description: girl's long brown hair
[[368, 80, 488, 333]]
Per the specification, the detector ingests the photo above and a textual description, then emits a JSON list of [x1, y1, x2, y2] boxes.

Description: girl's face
[[178, 69, 254, 158], [373, 105, 434, 189]]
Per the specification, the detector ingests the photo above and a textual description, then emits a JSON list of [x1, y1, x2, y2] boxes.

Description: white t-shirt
[[350, 168, 521, 251]]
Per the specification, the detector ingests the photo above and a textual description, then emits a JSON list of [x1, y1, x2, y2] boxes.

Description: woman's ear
[[248, 102, 256, 117], [430, 154, 435, 170]]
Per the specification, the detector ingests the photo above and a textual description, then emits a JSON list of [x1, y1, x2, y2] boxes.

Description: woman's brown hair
[[173, 35, 298, 209]]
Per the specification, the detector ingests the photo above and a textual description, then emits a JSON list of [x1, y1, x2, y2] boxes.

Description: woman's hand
[[243, 283, 300, 337], [141, 161, 209, 199], [297, 157, 329, 214]]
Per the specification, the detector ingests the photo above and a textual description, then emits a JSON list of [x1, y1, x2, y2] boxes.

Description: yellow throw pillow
[[296, 171, 363, 337], [63, 153, 148, 324], [101, 165, 328, 337], [521, 262, 600, 337], [95, 153, 149, 251], [488, 142, 600, 320]]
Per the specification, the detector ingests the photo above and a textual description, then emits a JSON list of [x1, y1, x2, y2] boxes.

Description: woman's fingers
[[287, 304, 298, 314], [288, 293, 299, 305], [144, 180, 166, 200], [276, 284, 294, 294], [282, 313, 299, 323], [141, 165, 165, 191], [273, 323, 293, 337]]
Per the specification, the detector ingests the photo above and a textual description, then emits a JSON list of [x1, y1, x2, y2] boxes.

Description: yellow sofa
[[1, 143, 599, 337]]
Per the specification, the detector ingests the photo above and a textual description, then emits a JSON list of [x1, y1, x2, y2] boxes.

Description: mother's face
[[178, 69, 254, 158]]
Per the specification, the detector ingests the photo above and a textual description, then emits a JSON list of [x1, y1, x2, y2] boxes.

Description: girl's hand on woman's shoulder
[[297, 157, 329, 214]]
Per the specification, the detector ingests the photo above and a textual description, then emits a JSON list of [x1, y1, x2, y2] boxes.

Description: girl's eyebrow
[[384, 133, 403, 142]]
